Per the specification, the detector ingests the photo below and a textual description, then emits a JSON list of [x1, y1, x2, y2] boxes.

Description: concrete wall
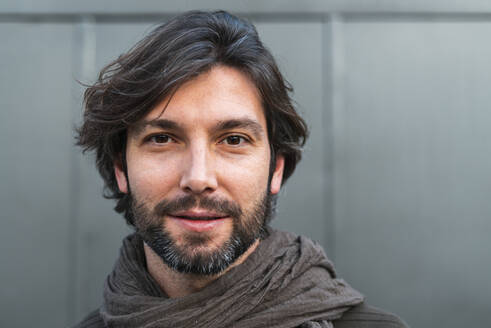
[[1, 1, 490, 327]]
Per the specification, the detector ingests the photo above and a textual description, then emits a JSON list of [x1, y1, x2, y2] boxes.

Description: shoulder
[[333, 303, 409, 328], [71, 303, 408, 328], [72, 309, 105, 328]]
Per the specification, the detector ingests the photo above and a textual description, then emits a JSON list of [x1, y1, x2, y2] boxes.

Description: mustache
[[153, 194, 243, 218]]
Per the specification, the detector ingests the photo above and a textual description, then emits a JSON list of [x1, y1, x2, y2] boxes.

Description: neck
[[143, 239, 260, 298]]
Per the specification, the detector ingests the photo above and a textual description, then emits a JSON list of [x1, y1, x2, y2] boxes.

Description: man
[[75, 10, 407, 328]]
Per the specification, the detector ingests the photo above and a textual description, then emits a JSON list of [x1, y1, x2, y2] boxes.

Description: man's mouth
[[168, 210, 229, 232], [170, 210, 228, 220]]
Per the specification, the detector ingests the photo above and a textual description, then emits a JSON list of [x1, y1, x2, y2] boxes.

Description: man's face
[[114, 65, 284, 275]]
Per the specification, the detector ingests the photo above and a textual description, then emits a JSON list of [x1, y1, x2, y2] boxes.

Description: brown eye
[[224, 135, 244, 145], [150, 134, 171, 143]]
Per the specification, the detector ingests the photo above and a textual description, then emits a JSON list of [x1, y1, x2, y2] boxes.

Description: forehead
[[136, 65, 266, 132]]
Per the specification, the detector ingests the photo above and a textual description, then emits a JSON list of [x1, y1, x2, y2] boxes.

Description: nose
[[179, 144, 218, 194]]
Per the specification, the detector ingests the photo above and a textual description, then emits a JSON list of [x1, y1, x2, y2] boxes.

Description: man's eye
[[222, 135, 247, 146], [148, 134, 172, 144]]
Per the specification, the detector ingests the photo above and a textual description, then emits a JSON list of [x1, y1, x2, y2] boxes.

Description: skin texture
[[114, 65, 285, 297]]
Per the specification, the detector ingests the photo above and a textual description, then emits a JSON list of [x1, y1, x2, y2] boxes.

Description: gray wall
[[1, 2, 490, 327]]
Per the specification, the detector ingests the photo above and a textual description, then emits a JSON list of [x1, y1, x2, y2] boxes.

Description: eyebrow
[[132, 119, 180, 137], [132, 117, 265, 140], [212, 118, 264, 140]]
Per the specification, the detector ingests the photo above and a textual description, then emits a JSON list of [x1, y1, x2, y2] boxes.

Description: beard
[[129, 190, 274, 275]]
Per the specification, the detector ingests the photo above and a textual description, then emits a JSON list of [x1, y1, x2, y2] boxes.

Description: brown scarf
[[100, 229, 363, 328]]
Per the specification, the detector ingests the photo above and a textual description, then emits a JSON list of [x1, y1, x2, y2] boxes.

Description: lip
[[168, 215, 229, 232], [170, 209, 228, 219]]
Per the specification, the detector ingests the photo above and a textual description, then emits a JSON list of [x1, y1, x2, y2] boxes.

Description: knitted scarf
[[100, 229, 363, 328]]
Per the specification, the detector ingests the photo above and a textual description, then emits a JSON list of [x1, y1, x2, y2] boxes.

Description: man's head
[[77, 11, 308, 275]]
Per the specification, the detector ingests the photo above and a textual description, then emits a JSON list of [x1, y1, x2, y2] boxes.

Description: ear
[[270, 155, 285, 195], [114, 157, 128, 194]]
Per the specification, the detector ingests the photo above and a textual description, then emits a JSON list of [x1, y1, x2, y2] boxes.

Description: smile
[[168, 212, 229, 232], [170, 210, 228, 220], [174, 216, 225, 221]]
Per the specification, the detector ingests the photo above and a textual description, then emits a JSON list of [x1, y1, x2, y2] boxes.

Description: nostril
[[180, 179, 216, 194], [179, 170, 218, 194]]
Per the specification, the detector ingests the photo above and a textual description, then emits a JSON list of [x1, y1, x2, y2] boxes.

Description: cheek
[[217, 154, 270, 202], [127, 155, 180, 200]]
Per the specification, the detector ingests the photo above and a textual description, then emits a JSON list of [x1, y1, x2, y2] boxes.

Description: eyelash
[[144, 133, 250, 146], [146, 134, 175, 144], [219, 135, 250, 146]]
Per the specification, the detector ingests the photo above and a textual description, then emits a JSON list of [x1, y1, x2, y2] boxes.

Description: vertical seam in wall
[[323, 13, 345, 263], [81, 15, 97, 317], [332, 14, 345, 265], [68, 15, 96, 325], [67, 18, 80, 326], [322, 15, 334, 260]]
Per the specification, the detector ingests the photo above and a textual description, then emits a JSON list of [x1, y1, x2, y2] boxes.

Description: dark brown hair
[[77, 10, 308, 226]]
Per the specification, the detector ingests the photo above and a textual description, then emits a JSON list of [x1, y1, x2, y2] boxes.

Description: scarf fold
[[101, 229, 363, 328]]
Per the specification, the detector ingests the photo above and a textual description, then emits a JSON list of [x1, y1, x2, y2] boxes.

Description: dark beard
[[130, 192, 273, 275]]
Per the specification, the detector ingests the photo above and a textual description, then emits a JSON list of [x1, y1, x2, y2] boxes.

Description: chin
[[140, 221, 258, 275]]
